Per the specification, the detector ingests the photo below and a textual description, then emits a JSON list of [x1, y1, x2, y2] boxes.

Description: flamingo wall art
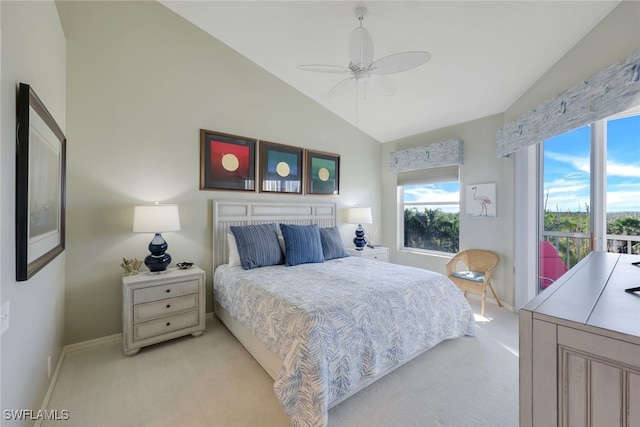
[[466, 183, 496, 217]]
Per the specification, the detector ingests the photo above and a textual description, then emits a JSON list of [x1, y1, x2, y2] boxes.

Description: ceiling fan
[[298, 7, 431, 99]]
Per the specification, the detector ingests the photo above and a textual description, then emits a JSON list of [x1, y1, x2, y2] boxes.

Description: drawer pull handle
[[166, 289, 171, 293], [166, 322, 171, 327], [166, 304, 171, 309]]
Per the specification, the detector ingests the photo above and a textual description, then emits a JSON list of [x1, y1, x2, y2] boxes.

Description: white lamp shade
[[347, 207, 372, 224], [133, 204, 181, 233]]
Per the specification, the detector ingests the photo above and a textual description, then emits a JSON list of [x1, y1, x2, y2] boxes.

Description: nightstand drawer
[[134, 294, 198, 322], [133, 310, 199, 341], [133, 279, 199, 304], [348, 247, 389, 262]]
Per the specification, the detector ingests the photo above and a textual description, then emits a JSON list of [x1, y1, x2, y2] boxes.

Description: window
[[399, 166, 460, 254], [605, 112, 640, 254], [538, 108, 640, 292]]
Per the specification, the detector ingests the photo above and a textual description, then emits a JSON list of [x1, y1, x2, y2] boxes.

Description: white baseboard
[[36, 333, 122, 426], [64, 333, 122, 353], [37, 315, 219, 420]]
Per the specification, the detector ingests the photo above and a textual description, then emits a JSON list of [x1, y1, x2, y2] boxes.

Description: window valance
[[497, 49, 640, 157], [390, 138, 463, 174]]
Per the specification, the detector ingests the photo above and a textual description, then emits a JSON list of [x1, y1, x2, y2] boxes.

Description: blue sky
[[544, 113, 640, 213], [404, 112, 640, 214]]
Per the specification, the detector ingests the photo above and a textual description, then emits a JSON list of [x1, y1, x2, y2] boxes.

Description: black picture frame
[[200, 129, 257, 191], [259, 141, 303, 194], [305, 150, 340, 196], [16, 83, 66, 281]]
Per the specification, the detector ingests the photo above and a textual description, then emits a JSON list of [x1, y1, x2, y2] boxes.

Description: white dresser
[[347, 246, 389, 262], [122, 267, 206, 356], [520, 252, 640, 427]]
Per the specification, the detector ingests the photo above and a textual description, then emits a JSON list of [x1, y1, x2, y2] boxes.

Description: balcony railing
[[541, 231, 640, 270]]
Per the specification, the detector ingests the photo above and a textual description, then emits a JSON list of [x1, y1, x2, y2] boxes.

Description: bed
[[212, 200, 475, 427]]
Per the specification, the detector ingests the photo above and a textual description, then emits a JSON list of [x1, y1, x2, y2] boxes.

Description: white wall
[[56, 1, 381, 344], [0, 1, 66, 423]]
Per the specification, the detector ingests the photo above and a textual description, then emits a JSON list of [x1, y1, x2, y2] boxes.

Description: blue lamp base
[[144, 233, 172, 272], [353, 224, 367, 251]]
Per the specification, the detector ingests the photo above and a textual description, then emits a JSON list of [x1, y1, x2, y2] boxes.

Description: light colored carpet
[[42, 299, 518, 427]]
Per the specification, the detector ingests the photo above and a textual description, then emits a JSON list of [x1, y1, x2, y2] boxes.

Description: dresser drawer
[[133, 310, 199, 341], [133, 294, 198, 323], [133, 279, 199, 304]]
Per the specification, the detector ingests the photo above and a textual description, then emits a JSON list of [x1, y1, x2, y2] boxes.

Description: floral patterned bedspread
[[214, 256, 475, 427]]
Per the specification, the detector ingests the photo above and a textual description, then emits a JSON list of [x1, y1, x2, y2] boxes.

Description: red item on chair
[[539, 241, 569, 289]]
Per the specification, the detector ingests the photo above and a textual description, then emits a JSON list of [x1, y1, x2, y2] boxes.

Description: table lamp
[[133, 204, 181, 272], [347, 207, 372, 250]]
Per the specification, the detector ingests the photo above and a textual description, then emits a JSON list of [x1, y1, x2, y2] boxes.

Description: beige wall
[[505, 0, 640, 121], [56, 1, 381, 344], [381, 114, 515, 307], [379, 1, 639, 309], [1, 0, 66, 423]]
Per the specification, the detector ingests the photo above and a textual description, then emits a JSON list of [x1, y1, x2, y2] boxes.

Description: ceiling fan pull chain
[[355, 79, 359, 129]]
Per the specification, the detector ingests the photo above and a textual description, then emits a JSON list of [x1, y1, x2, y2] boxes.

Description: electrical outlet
[[0, 301, 9, 336], [47, 356, 52, 378]]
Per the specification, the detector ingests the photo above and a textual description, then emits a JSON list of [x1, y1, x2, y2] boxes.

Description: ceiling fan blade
[[297, 64, 351, 74], [365, 74, 396, 96], [327, 77, 356, 98], [349, 27, 374, 68], [371, 51, 431, 75]]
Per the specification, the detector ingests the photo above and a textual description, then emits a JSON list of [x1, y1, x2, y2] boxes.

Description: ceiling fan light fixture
[[297, 7, 431, 99]]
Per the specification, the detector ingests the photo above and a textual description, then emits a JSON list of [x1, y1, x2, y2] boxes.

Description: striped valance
[[390, 138, 463, 174], [497, 49, 640, 157]]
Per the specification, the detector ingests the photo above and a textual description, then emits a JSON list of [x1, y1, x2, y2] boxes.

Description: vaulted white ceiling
[[159, 1, 619, 143]]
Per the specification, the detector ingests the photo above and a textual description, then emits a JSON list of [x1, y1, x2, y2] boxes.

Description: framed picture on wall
[[200, 129, 257, 191], [466, 183, 496, 217], [16, 83, 67, 281], [305, 150, 340, 195], [259, 141, 303, 194]]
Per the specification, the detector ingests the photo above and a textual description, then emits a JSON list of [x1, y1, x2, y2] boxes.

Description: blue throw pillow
[[319, 226, 350, 260], [279, 223, 325, 266], [230, 223, 284, 270]]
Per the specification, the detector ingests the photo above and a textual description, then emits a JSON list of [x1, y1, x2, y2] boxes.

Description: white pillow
[[227, 232, 241, 267]]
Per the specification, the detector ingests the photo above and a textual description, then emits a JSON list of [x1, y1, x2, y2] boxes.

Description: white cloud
[[545, 151, 590, 173], [607, 189, 640, 212], [546, 150, 640, 178], [404, 186, 459, 203], [607, 160, 640, 177]]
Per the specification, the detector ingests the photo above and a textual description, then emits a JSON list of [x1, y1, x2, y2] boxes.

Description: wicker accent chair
[[446, 249, 502, 316]]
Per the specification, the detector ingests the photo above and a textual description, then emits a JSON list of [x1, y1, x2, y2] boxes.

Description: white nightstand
[[348, 246, 389, 262], [122, 266, 206, 356]]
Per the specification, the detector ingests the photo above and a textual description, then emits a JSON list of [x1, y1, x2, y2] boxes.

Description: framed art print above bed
[[305, 150, 339, 196], [259, 140, 303, 194], [16, 83, 67, 282], [200, 129, 257, 191]]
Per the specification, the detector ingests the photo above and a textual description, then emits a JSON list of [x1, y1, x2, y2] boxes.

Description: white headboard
[[212, 199, 337, 269]]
